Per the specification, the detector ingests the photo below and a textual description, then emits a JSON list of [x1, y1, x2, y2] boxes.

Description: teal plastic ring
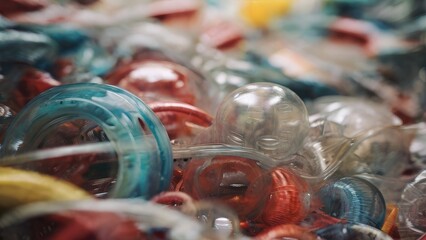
[[0, 83, 172, 199]]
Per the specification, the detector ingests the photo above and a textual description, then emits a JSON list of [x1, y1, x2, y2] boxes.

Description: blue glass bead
[[319, 176, 386, 229]]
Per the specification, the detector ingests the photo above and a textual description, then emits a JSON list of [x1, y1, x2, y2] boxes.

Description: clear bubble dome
[[215, 82, 309, 160]]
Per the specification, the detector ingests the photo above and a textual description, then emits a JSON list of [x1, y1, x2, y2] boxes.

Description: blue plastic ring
[[0, 83, 172, 199]]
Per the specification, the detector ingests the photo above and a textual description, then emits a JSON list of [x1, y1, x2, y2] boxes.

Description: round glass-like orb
[[319, 177, 386, 229], [0, 83, 172, 199], [182, 156, 267, 220], [258, 167, 311, 226], [405, 198, 426, 233], [312, 98, 408, 178], [400, 170, 426, 233], [215, 83, 309, 161], [312, 97, 401, 137], [342, 126, 410, 177]]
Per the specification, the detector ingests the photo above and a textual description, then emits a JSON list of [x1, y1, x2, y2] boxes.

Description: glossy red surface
[[182, 156, 267, 219], [151, 191, 195, 213], [10, 67, 60, 111], [258, 167, 310, 226], [149, 101, 213, 139], [107, 60, 196, 105]]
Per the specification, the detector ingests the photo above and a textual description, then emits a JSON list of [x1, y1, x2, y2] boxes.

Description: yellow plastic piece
[[381, 204, 398, 234], [240, 0, 292, 28], [0, 167, 92, 213]]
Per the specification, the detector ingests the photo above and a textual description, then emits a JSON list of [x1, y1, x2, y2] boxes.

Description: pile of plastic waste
[[0, 0, 425, 239]]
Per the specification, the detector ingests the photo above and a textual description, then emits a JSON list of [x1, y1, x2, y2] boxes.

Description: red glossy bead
[[182, 156, 267, 220], [151, 191, 195, 214], [258, 167, 310, 226], [149, 101, 213, 140], [107, 60, 196, 105]]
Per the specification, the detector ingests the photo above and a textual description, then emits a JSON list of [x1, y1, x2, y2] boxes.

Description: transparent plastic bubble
[[340, 126, 411, 177], [297, 134, 353, 181], [405, 198, 426, 232], [308, 117, 345, 139], [355, 173, 409, 203], [400, 170, 426, 234], [214, 82, 309, 161], [312, 97, 402, 137], [301, 123, 413, 182], [409, 123, 426, 170]]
